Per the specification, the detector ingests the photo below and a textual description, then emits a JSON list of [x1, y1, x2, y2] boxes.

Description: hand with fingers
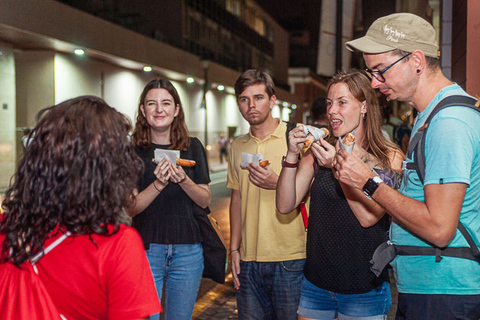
[[153, 157, 172, 188], [288, 125, 307, 156], [168, 162, 187, 184], [351, 143, 383, 169], [247, 162, 278, 190], [334, 149, 374, 190], [231, 249, 241, 290], [311, 137, 336, 169]]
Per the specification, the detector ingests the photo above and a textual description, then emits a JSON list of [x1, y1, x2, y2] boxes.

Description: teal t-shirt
[[391, 84, 480, 294]]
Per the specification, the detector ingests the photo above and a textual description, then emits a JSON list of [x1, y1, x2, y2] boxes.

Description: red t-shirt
[[34, 224, 161, 319]]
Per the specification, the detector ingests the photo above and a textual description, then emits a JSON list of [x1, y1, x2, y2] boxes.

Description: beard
[[246, 112, 270, 126]]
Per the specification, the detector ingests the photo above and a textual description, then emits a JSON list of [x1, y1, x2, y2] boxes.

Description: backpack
[[0, 232, 70, 320], [393, 123, 411, 153], [371, 95, 480, 276]]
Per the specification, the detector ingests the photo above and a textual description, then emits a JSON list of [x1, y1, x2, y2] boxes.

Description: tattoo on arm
[[373, 165, 403, 190]]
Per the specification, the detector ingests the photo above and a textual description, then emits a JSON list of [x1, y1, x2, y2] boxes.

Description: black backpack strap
[[395, 244, 478, 263], [457, 222, 480, 263], [285, 121, 297, 141], [394, 222, 480, 263]]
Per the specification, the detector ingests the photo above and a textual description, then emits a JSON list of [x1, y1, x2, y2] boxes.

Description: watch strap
[[282, 156, 299, 168]]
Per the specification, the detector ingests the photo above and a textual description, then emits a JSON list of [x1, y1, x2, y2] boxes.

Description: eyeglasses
[[365, 53, 411, 83]]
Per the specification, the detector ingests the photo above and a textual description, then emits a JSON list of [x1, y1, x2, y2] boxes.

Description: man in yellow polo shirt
[[227, 69, 306, 320]]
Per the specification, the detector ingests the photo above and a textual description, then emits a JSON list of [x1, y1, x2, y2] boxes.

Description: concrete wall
[[15, 51, 55, 128], [0, 43, 16, 192], [466, 0, 480, 95], [12, 49, 255, 165]]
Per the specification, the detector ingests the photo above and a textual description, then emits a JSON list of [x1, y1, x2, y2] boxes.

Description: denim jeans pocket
[[281, 258, 306, 272]]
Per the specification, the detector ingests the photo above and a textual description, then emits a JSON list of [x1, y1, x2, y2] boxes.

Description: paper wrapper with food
[[240, 152, 269, 169], [339, 131, 355, 153], [153, 149, 196, 166], [303, 125, 329, 150]]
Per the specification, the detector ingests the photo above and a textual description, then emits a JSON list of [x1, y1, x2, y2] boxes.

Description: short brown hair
[[234, 69, 275, 99]]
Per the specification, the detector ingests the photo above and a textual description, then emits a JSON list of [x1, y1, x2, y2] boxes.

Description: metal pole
[[202, 60, 209, 148], [336, 0, 343, 72]]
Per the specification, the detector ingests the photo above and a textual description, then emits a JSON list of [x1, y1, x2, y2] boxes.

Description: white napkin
[[241, 152, 264, 169], [303, 125, 329, 140], [154, 149, 180, 164], [339, 131, 355, 154]]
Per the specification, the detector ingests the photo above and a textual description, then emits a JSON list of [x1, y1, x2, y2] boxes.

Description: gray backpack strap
[[458, 222, 480, 263], [30, 231, 72, 265]]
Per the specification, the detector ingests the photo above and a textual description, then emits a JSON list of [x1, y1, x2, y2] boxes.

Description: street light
[[201, 60, 210, 150]]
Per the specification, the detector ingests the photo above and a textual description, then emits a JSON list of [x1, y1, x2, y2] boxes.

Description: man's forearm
[[229, 191, 242, 251]]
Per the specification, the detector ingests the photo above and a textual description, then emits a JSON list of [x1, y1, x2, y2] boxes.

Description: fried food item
[[176, 158, 196, 167], [342, 132, 355, 146], [303, 127, 329, 149], [303, 135, 315, 149], [259, 159, 270, 167]]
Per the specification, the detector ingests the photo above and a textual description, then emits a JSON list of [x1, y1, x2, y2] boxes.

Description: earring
[[362, 113, 366, 119], [416, 69, 421, 74]]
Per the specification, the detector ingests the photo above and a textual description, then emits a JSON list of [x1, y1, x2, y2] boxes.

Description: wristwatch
[[282, 156, 299, 168], [362, 176, 383, 199]]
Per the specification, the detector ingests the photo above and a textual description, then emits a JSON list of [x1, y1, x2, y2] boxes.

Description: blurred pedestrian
[[310, 98, 328, 128], [218, 132, 229, 163], [127, 79, 211, 320], [228, 69, 306, 320], [0, 96, 161, 319], [338, 13, 480, 319], [277, 70, 403, 320]]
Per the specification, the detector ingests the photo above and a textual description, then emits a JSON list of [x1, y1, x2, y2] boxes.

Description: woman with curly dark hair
[[0, 96, 161, 319], [126, 79, 211, 320]]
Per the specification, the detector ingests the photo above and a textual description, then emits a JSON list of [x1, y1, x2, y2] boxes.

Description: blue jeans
[[146, 243, 203, 320], [396, 292, 480, 320], [298, 277, 391, 319], [236, 259, 305, 320]]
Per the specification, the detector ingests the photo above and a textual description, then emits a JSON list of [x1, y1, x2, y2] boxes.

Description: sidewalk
[[193, 272, 398, 320], [193, 273, 238, 320], [209, 161, 228, 173]]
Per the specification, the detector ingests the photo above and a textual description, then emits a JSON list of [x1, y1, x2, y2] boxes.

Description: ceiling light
[[143, 66, 153, 72], [186, 77, 195, 84], [74, 49, 85, 55], [217, 85, 225, 91]]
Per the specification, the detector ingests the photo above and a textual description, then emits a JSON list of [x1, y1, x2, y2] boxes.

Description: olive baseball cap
[[345, 13, 439, 58]]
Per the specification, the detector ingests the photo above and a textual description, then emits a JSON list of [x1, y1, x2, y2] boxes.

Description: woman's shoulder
[[188, 137, 206, 151], [189, 136, 202, 146], [387, 148, 404, 171], [88, 224, 143, 247]]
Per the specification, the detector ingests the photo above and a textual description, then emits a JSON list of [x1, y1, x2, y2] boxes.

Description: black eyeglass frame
[[365, 52, 412, 83]]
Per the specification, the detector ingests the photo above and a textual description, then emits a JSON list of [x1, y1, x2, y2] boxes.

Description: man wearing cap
[[334, 13, 480, 319]]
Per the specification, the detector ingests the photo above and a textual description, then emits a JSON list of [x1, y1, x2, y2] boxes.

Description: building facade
[[0, 0, 302, 193]]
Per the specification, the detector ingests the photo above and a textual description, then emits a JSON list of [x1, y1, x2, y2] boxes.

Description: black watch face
[[363, 178, 379, 196]]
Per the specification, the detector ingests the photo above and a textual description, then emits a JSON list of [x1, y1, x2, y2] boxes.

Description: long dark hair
[[132, 79, 190, 150], [327, 70, 402, 167], [1, 96, 144, 266]]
